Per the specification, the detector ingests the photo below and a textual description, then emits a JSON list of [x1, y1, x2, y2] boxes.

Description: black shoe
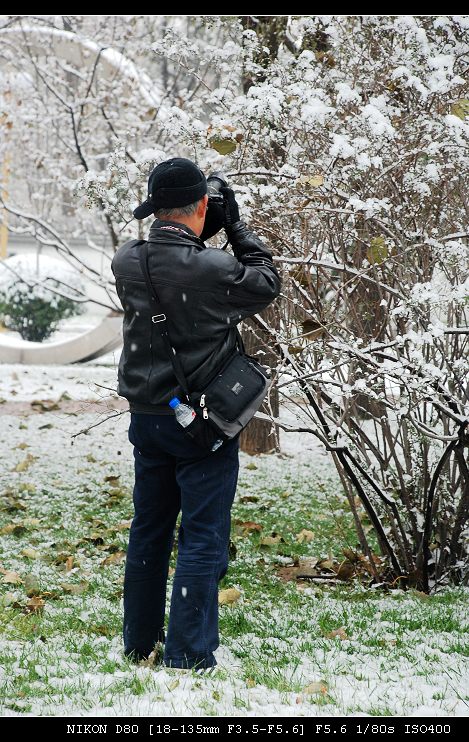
[[125, 641, 164, 666], [125, 649, 150, 664]]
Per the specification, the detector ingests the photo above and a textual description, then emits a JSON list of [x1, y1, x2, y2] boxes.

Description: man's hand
[[220, 186, 240, 230], [220, 186, 273, 261]]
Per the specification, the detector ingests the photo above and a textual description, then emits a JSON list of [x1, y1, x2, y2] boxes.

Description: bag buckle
[[152, 314, 166, 323]]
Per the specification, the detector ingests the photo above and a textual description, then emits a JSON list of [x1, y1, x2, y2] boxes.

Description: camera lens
[[207, 172, 228, 202]]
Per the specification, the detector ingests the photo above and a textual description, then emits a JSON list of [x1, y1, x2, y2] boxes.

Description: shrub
[[0, 254, 86, 342]]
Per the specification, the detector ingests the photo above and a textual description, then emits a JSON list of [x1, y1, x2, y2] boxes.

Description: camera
[[207, 171, 228, 205], [200, 171, 229, 242]]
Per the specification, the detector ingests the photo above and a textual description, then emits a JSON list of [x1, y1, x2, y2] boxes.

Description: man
[[111, 157, 281, 671]]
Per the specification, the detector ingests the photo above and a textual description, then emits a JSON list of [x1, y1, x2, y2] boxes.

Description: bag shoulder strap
[[137, 240, 191, 402]]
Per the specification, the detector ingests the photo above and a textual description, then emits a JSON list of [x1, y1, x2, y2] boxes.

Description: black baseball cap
[[133, 157, 208, 219]]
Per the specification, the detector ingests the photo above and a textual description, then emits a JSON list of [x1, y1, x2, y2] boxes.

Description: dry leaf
[[60, 582, 89, 595], [342, 549, 360, 562], [100, 551, 126, 567], [26, 596, 45, 614], [366, 235, 388, 265], [23, 518, 40, 527], [289, 265, 311, 287], [245, 463, 258, 470], [2, 495, 27, 513], [325, 627, 348, 640], [2, 571, 23, 585], [115, 520, 132, 531], [303, 681, 328, 695], [218, 588, 241, 605], [137, 645, 164, 667], [13, 453, 38, 473], [54, 552, 74, 566], [107, 488, 126, 500], [317, 558, 336, 571], [336, 562, 356, 580], [21, 548, 40, 559], [235, 520, 263, 534], [0, 523, 27, 536], [315, 50, 336, 67], [24, 574, 40, 597], [207, 124, 240, 155], [65, 556, 74, 572], [451, 99, 469, 120], [90, 624, 112, 636], [246, 678, 256, 688], [296, 173, 324, 189], [260, 533, 284, 546], [18, 483, 36, 494], [301, 319, 324, 340], [296, 529, 314, 543], [276, 563, 303, 582], [85, 535, 104, 546], [209, 137, 237, 155], [410, 589, 430, 601], [104, 474, 120, 485]]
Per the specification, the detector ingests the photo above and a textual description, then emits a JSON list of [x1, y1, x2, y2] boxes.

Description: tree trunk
[[346, 223, 388, 421], [239, 305, 281, 455]]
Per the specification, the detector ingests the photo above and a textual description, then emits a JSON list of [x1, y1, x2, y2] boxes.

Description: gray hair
[[154, 199, 200, 219]]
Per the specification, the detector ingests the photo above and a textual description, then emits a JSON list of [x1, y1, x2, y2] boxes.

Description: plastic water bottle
[[169, 397, 224, 452], [169, 397, 196, 427]]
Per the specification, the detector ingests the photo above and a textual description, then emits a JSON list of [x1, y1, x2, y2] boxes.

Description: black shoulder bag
[[138, 240, 271, 452]]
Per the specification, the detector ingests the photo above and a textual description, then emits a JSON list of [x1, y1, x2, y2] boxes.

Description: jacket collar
[[149, 218, 199, 241]]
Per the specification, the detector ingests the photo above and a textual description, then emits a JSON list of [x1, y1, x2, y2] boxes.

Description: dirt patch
[[0, 398, 129, 416]]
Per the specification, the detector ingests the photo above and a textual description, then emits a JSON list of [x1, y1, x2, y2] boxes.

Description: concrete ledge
[[0, 313, 123, 364]]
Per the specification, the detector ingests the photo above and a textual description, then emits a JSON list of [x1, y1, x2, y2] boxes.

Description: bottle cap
[[169, 397, 180, 409]]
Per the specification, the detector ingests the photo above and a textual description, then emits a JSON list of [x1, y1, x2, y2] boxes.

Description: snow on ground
[[0, 359, 121, 402], [0, 360, 468, 717], [0, 354, 118, 402], [0, 357, 327, 462]]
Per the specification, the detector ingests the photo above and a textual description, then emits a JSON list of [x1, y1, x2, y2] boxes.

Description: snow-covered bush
[[0, 254, 86, 341], [112, 15, 467, 591]]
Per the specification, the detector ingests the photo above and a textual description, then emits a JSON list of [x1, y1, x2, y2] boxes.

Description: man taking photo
[[111, 157, 281, 671]]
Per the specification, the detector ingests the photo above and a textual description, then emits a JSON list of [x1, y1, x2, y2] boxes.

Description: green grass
[[0, 412, 467, 716]]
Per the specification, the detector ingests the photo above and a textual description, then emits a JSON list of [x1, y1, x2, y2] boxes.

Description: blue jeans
[[124, 412, 240, 669]]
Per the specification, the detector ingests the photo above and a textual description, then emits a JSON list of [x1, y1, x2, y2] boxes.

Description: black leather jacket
[[111, 219, 281, 414]]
